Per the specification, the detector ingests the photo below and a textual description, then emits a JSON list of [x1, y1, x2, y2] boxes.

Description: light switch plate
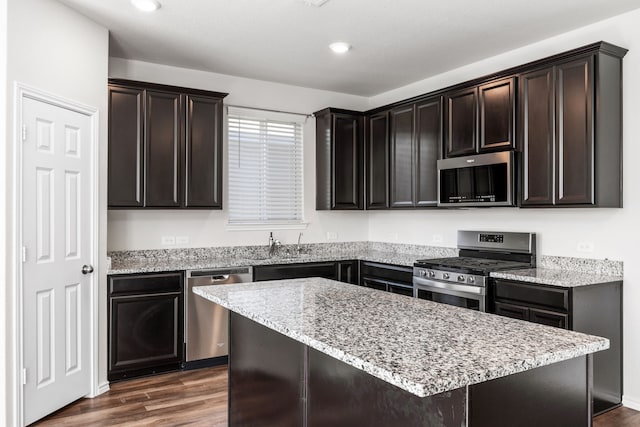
[[326, 231, 338, 240], [176, 236, 189, 245], [161, 236, 176, 245]]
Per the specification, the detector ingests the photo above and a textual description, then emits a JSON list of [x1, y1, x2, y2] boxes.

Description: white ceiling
[[58, 0, 640, 96]]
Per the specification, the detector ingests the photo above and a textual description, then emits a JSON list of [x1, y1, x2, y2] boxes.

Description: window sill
[[226, 222, 309, 231]]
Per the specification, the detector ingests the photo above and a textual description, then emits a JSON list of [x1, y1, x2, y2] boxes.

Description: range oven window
[[416, 288, 482, 311], [440, 163, 508, 204]]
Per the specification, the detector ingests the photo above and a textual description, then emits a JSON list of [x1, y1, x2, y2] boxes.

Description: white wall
[[0, 0, 8, 423], [3, 0, 109, 425], [107, 59, 371, 250], [368, 9, 640, 408]]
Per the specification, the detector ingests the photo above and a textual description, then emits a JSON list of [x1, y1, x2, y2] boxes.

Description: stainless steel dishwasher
[[185, 267, 253, 367]]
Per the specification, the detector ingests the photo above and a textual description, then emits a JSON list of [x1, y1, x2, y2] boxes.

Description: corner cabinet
[[519, 44, 626, 207], [108, 79, 227, 209], [315, 108, 364, 210], [490, 278, 622, 414]]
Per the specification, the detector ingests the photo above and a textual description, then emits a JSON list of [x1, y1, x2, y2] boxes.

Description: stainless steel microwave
[[437, 151, 515, 207]]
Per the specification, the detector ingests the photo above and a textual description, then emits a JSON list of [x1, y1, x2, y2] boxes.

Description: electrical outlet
[[432, 234, 444, 243], [388, 233, 398, 241], [576, 241, 595, 253], [176, 236, 189, 245], [326, 231, 338, 241], [161, 236, 176, 245]]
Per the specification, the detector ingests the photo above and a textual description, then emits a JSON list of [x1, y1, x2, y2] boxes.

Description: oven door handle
[[412, 277, 485, 295]]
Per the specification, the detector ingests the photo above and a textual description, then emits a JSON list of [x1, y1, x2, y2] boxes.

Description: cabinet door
[[414, 98, 441, 207], [360, 277, 387, 291], [479, 77, 515, 152], [444, 87, 477, 157], [366, 112, 389, 209], [184, 95, 223, 208], [108, 85, 144, 207], [555, 56, 594, 205], [519, 67, 555, 206], [494, 301, 529, 321], [529, 308, 569, 329], [108, 292, 183, 380], [145, 90, 182, 207], [387, 282, 414, 297], [389, 105, 415, 208], [333, 113, 363, 209], [337, 260, 358, 284]]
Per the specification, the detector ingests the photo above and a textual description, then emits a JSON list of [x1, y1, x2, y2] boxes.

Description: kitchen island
[[194, 278, 608, 427]]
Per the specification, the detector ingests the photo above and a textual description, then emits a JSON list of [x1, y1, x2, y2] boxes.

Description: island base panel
[[228, 313, 305, 427], [308, 348, 466, 427], [228, 312, 593, 427], [469, 354, 592, 427]]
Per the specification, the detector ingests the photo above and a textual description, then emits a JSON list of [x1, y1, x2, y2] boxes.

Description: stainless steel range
[[413, 230, 536, 312]]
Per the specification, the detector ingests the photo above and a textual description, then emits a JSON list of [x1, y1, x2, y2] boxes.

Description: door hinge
[[22, 368, 27, 385], [22, 246, 27, 263], [21, 124, 27, 142]]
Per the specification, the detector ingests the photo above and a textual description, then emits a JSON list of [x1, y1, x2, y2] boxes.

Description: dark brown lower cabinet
[[254, 261, 359, 283], [491, 278, 622, 414], [359, 261, 413, 295], [108, 272, 184, 381]]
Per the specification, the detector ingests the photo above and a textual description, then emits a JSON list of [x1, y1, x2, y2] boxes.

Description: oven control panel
[[413, 268, 487, 287], [479, 233, 504, 243]]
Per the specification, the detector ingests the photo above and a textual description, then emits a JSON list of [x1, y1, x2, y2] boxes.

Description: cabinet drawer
[[494, 279, 569, 311], [360, 277, 387, 291], [387, 282, 414, 297], [359, 262, 412, 285], [109, 272, 183, 296], [254, 262, 337, 281], [530, 308, 568, 329], [494, 301, 529, 321]]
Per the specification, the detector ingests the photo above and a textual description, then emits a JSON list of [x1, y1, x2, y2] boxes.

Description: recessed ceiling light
[[131, 0, 161, 12], [329, 42, 351, 54], [297, 0, 330, 6]]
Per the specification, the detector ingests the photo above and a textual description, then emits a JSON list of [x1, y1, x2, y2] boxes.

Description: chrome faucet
[[296, 232, 303, 254], [268, 232, 281, 257]]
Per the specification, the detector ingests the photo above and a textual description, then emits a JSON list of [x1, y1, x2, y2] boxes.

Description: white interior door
[[22, 96, 94, 425]]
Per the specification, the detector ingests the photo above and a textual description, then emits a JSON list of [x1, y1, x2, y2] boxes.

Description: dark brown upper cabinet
[[519, 46, 625, 207], [144, 90, 182, 207], [108, 85, 144, 207], [315, 108, 364, 210], [366, 112, 390, 209], [444, 77, 515, 158], [389, 105, 415, 208], [108, 80, 227, 209], [184, 95, 223, 208], [388, 97, 442, 209]]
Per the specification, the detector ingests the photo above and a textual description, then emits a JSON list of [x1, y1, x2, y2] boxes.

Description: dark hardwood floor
[[34, 366, 637, 426], [33, 366, 228, 426]]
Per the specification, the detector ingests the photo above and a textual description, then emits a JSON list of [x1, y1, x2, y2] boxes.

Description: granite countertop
[[490, 268, 624, 288], [193, 277, 608, 398], [107, 249, 425, 275]]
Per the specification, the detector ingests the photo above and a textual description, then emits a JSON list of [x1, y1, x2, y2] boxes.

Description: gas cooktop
[[414, 257, 531, 276]]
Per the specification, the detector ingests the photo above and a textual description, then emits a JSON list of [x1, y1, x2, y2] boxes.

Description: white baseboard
[[88, 381, 110, 398], [622, 396, 640, 411]]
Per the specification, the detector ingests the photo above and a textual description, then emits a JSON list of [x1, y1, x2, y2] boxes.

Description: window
[[228, 107, 304, 225]]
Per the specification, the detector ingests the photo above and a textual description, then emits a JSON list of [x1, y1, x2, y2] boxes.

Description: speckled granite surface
[[491, 268, 623, 287], [539, 255, 623, 276], [107, 242, 458, 275], [193, 278, 608, 398]]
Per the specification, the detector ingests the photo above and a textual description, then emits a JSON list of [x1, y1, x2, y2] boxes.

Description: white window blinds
[[228, 108, 304, 224]]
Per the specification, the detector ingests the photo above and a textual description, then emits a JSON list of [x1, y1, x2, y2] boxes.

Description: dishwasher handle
[[208, 275, 229, 281]]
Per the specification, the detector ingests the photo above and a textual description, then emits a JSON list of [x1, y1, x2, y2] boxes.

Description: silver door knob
[[82, 265, 94, 275]]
